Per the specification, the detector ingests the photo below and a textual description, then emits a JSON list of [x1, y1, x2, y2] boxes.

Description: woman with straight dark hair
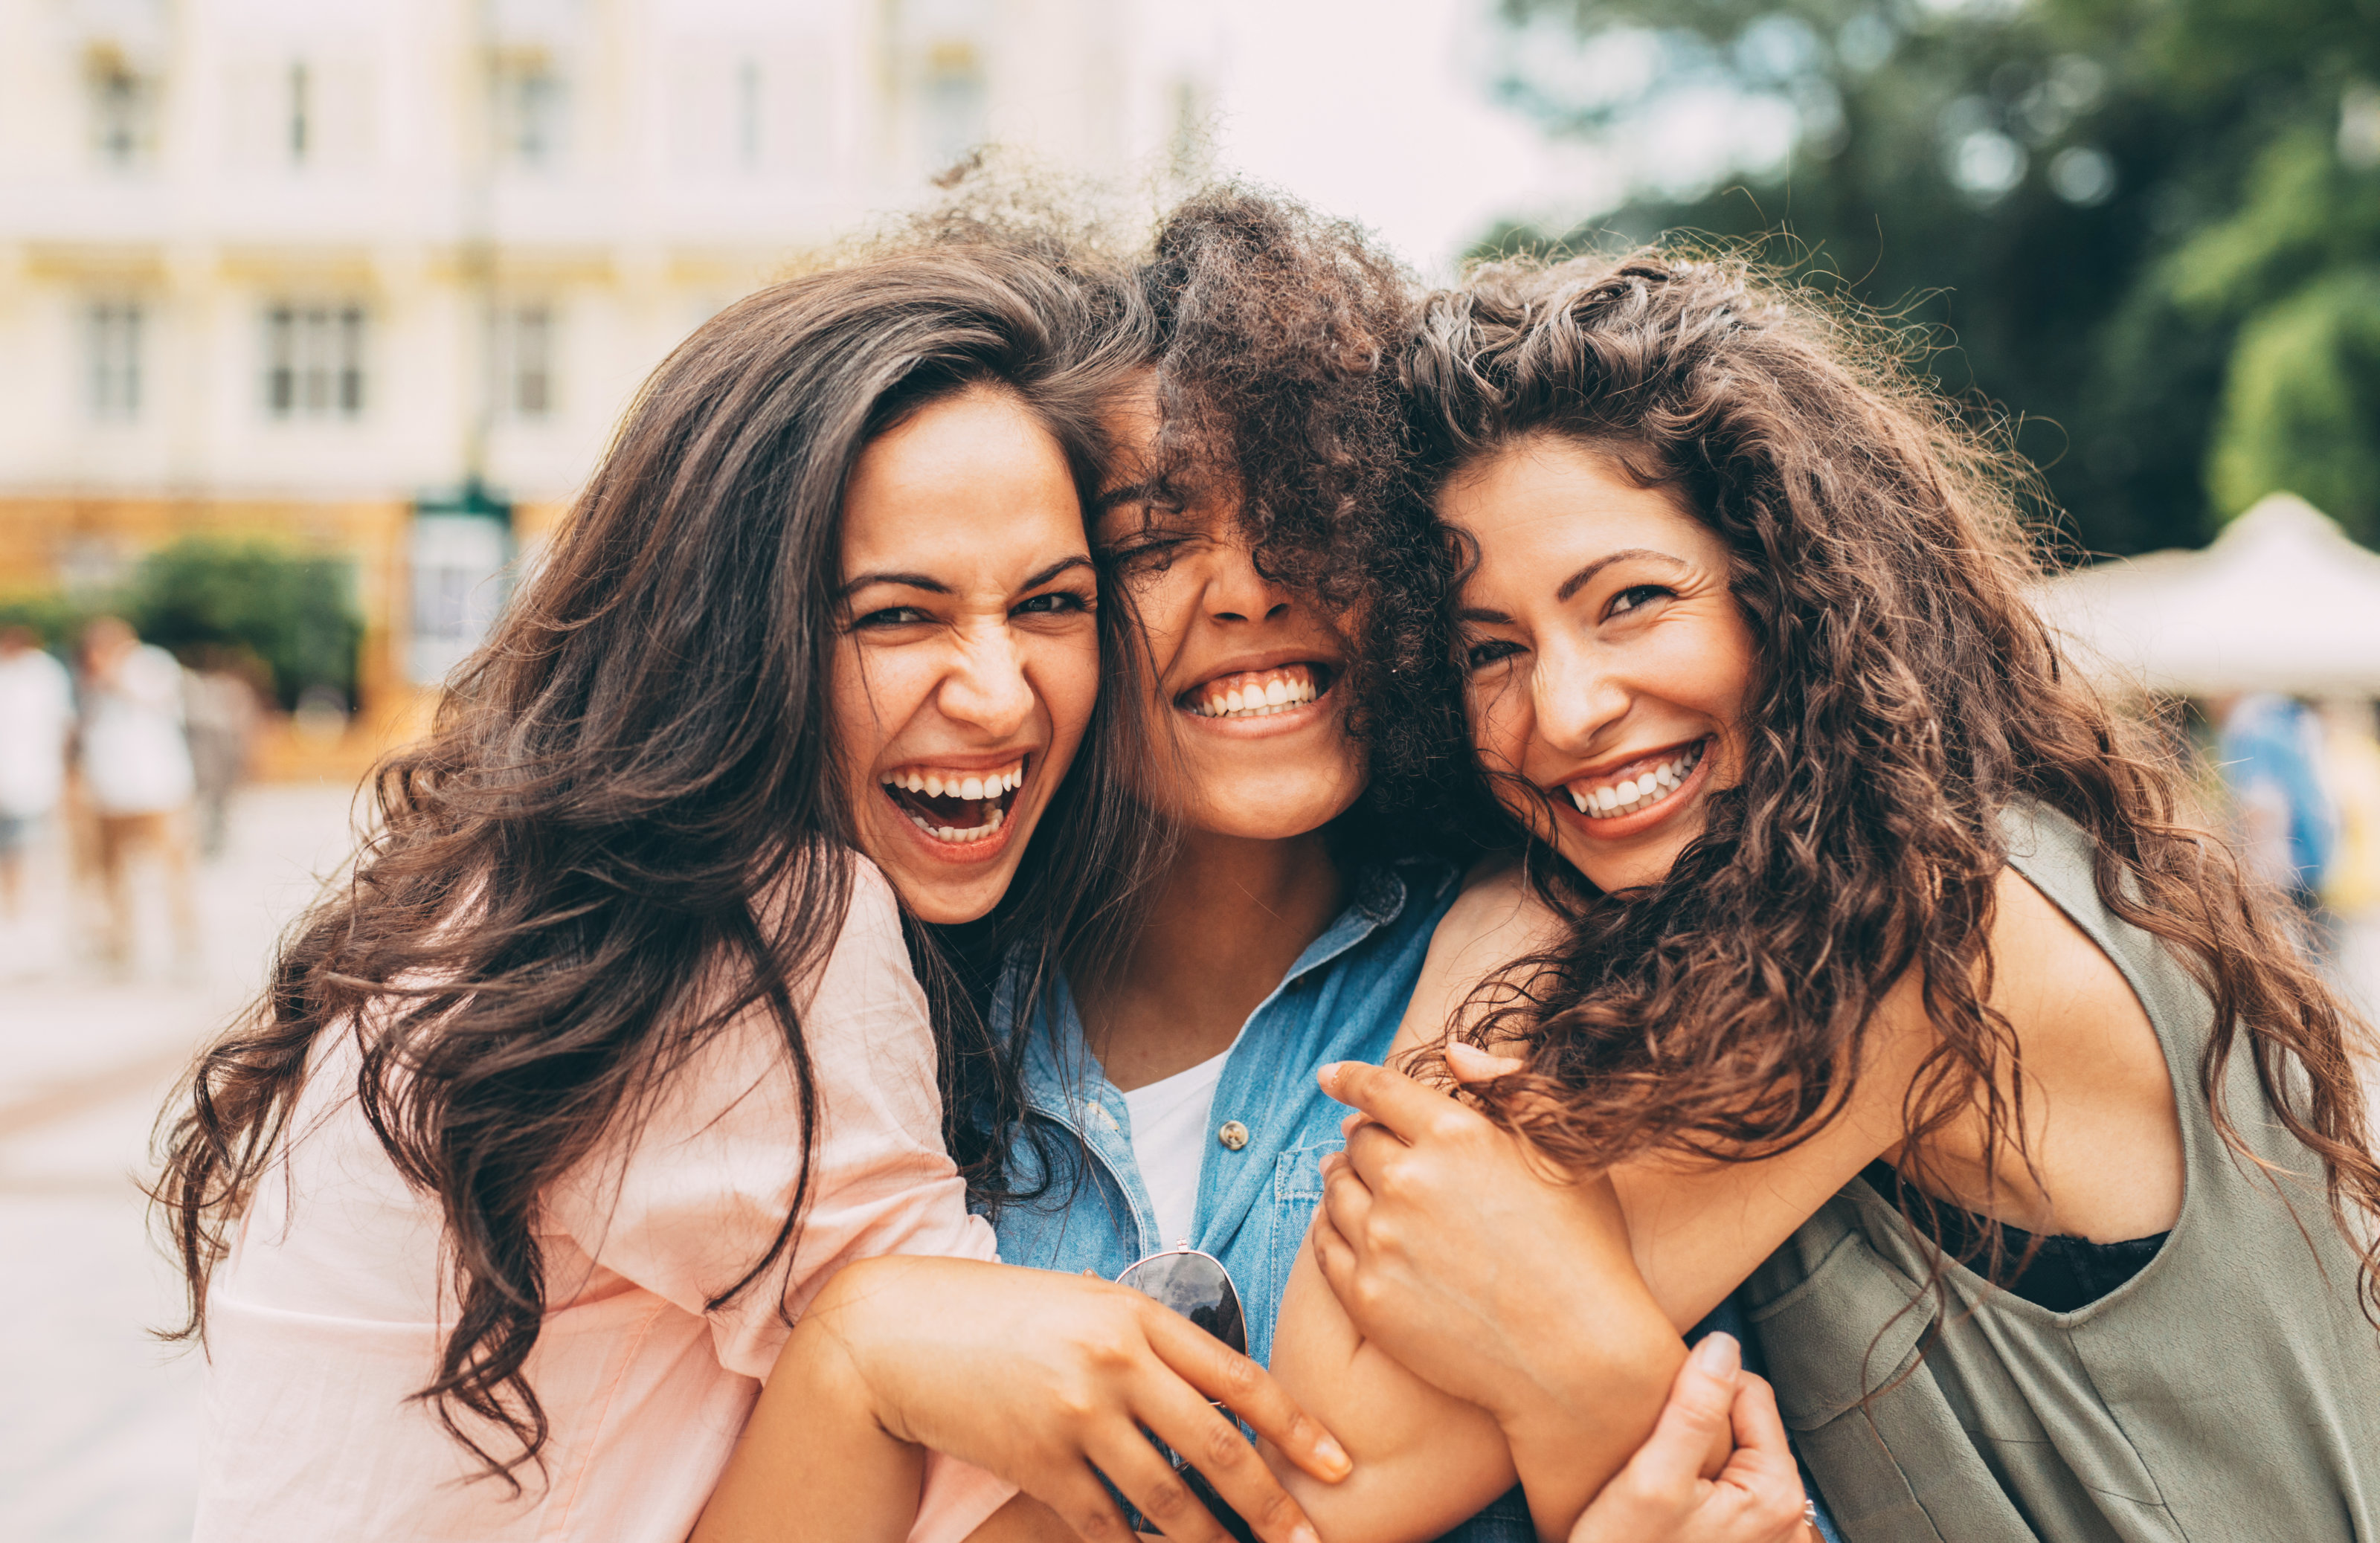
[[151, 235, 1345, 1543], [1295, 250, 2380, 1542]]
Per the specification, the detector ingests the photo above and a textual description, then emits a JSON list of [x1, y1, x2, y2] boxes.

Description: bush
[[124, 538, 362, 711]]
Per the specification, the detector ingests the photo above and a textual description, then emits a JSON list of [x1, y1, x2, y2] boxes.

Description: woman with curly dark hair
[[1298, 251, 2380, 1541]]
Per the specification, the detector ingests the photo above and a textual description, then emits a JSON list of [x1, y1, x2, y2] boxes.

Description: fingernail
[[1315, 1435, 1351, 1477], [1293, 1527, 1323, 1543], [1319, 1063, 1345, 1090], [1692, 1331, 1740, 1377]]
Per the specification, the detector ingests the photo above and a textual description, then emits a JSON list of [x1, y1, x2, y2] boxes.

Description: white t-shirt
[[1122, 1044, 1235, 1250], [81, 642, 195, 815], [0, 648, 74, 818]]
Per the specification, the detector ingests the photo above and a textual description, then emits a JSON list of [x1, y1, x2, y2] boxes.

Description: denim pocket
[[1256, 1141, 1344, 1362]]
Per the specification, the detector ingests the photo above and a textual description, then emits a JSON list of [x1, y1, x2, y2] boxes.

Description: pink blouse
[[195, 859, 1014, 1542]]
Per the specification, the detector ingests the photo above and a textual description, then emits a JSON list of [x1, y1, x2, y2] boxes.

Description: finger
[[1316, 1060, 1461, 1144], [1444, 1040, 1528, 1083], [1339, 1117, 1406, 1188], [1027, 1461, 1145, 1543], [1308, 1204, 1357, 1296], [1720, 1376, 1815, 1542], [1729, 1370, 1790, 1458], [1627, 1333, 1743, 1493], [1138, 1304, 1351, 1488], [1081, 1421, 1232, 1543], [1318, 1152, 1377, 1249], [1125, 1358, 1328, 1543]]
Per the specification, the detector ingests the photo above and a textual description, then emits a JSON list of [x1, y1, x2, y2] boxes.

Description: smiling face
[[1094, 383, 1367, 839], [1441, 434, 1757, 894], [830, 385, 1102, 924]]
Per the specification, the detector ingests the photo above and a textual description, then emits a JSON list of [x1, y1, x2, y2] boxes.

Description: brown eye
[[1609, 584, 1673, 619]]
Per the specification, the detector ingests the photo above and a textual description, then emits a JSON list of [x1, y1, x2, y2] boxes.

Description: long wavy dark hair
[[1402, 251, 2380, 1318], [152, 240, 1152, 1484]]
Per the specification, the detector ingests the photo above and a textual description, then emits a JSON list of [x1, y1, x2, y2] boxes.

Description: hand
[[812, 1254, 1350, 1543], [1572, 1335, 1814, 1543], [1310, 1054, 1674, 1430]]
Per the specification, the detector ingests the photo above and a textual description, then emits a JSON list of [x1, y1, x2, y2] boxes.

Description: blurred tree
[[124, 538, 362, 711], [1483, 0, 2380, 553]]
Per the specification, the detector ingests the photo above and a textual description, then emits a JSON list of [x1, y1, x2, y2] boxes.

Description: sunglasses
[[1116, 1244, 1256, 1542]]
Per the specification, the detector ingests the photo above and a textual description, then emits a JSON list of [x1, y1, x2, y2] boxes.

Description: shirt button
[[1216, 1120, 1250, 1151]]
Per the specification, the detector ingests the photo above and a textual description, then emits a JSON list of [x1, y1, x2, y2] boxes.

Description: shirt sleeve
[[544, 859, 1000, 1367]]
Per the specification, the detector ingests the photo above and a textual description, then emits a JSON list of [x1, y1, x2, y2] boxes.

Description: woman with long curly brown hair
[[1293, 250, 2380, 1542]]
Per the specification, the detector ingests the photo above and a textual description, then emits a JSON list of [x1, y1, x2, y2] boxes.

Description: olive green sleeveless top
[[1742, 803, 2380, 1542]]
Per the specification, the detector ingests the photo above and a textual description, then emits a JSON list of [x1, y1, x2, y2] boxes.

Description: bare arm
[[1253, 863, 1684, 1542], [695, 1254, 1351, 1543]]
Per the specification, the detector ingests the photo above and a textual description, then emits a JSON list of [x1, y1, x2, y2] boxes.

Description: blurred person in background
[[181, 646, 265, 859], [2217, 692, 2338, 938], [0, 623, 74, 920], [2318, 702, 2380, 923], [77, 615, 198, 970]]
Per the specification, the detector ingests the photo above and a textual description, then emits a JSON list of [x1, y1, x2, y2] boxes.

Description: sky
[[1174, 0, 1621, 277]]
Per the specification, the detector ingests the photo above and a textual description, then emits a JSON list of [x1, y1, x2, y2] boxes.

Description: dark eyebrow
[[841, 571, 951, 599], [1555, 548, 1687, 603], [1454, 606, 1514, 625], [1094, 479, 1165, 512], [840, 555, 1091, 601], [1020, 555, 1093, 590]]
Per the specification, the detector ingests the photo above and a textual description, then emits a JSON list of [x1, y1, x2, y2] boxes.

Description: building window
[[89, 303, 144, 421], [264, 304, 367, 420], [736, 57, 764, 171], [87, 54, 158, 169], [494, 303, 555, 420], [493, 54, 569, 169], [922, 42, 988, 173], [286, 61, 311, 163]]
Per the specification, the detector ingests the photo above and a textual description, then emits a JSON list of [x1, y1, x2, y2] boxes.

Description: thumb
[[1444, 1040, 1528, 1084], [1632, 1333, 1742, 1481]]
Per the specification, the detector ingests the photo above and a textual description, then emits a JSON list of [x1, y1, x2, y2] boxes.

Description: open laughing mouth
[[878, 758, 1028, 846], [1176, 663, 1334, 721], [1561, 738, 1708, 821]]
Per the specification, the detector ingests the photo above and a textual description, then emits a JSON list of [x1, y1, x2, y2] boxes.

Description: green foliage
[[0, 590, 97, 651], [1488, 0, 2380, 555], [123, 538, 361, 710], [2208, 268, 2380, 538]]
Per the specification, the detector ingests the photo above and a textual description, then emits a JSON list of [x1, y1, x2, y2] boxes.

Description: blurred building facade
[[0, 0, 1212, 733]]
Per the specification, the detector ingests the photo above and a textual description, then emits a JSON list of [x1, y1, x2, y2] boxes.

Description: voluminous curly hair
[[1124, 187, 1464, 829], [1403, 250, 2380, 1318]]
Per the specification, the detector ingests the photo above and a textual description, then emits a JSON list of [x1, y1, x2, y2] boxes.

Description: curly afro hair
[[1130, 187, 1474, 844]]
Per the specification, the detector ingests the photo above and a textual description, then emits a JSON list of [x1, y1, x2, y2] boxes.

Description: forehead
[[1440, 434, 1718, 571], [842, 388, 1081, 561]]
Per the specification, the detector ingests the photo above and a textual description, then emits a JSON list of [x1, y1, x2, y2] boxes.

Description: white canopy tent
[[2037, 494, 2380, 699]]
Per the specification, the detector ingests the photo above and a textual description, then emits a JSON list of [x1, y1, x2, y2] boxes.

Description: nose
[[1530, 633, 1630, 759], [1200, 538, 1293, 626], [936, 622, 1036, 740]]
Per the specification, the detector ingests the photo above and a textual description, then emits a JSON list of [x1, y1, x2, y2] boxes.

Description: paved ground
[[0, 784, 362, 1543], [2, 785, 2376, 1543]]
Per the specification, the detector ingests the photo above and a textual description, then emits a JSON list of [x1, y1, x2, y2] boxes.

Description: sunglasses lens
[[1118, 1250, 1248, 1359]]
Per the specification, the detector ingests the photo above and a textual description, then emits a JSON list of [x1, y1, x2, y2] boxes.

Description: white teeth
[[1563, 743, 1706, 821], [1189, 669, 1321, 719], [923, 773, 944, 799], [959, 776, 985, 801]]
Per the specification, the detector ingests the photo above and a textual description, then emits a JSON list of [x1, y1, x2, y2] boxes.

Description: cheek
[[1466, 674, 1532, 771], [1029, 631, 1104, 751], [829, 644, 924, 771]]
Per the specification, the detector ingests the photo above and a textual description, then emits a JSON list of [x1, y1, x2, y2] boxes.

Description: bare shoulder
[[1390, 856, 1569, 1060]]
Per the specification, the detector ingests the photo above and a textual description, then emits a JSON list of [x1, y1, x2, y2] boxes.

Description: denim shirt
[[982, 854, 1840, 1543], [985, 855, 1536, 1540]]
